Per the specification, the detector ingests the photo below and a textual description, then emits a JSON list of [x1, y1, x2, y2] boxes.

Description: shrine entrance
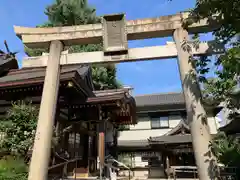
[[14, 12, 223, 180]]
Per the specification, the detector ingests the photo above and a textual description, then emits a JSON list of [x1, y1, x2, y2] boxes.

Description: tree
[[189, 0, 240, 43], [25, 0, 121, 90], [184, 0, 240, 115], [187, 3, 240, 178]]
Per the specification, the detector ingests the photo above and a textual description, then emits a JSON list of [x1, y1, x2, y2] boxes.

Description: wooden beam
[[14, 12, 218, 48], [22, 41, 224, 68]]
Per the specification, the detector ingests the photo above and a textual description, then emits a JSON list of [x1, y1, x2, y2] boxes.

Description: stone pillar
[[173, 28, 216, 180], [28, 40, 64, 180]]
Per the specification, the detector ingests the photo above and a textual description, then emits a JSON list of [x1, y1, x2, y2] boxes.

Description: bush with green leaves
[[0, 101, 38, 157], [210, 132, 240, 178], [0, 156, 28, 180], [210, 132, 240, 167]]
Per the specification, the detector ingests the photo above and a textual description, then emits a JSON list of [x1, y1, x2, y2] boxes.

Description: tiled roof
[[148, 134, 192, 144], [0, 65, 90, 84], [118, 140, 149, 147], [134, 92, 185, 107]]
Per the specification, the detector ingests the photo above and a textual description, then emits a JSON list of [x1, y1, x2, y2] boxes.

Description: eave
[[63, 89, 137, 125], [0, 65, 94, 99], [219, 118, 240, 135]]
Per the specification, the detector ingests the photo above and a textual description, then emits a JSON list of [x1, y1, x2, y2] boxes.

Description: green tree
[[189, 0, 240, 42], [26, 0, 121, 90], [183, 0, 240, 113], [188, 2, 240, 176]]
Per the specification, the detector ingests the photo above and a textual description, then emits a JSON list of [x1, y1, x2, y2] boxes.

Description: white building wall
[[119, 114, 183, 141], [118, 115, 220, 142], [118, 128, 171, 141]]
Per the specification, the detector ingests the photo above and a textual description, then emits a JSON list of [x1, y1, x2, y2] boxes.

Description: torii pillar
[[28, 40, 64, 180], [174, 28, 217, 180]]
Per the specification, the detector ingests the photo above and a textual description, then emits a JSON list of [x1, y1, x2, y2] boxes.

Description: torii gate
[[14, 12, 223, 180]]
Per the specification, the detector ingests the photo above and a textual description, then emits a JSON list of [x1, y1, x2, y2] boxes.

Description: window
[[151, 157, 162, 167], [151, 116, 169, 129]]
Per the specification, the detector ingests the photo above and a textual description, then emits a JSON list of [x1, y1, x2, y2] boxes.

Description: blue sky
[[0, 0, 214, 95]]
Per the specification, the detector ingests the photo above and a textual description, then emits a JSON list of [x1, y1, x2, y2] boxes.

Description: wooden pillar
[[173, 28, 217, 180], [98, 106, 105, 180], [81, 133, 89, 168], [98, 120, 105, 179], [112, 127, 118, 159], [28, 40, 64, 180]]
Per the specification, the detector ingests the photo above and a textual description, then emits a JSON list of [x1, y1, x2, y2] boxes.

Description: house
[[0, 50, 137, 179], [117, 92, 222, 179]]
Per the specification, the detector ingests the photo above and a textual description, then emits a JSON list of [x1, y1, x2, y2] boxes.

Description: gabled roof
[[148, 120, 191, 144], [164, 120, 190, 136]]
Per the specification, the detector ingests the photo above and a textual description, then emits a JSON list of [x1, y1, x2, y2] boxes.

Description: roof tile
[[134, 92, 185, 107]]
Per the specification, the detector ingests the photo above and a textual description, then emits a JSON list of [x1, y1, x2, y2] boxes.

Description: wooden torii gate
[[14, 12, 222, 180]]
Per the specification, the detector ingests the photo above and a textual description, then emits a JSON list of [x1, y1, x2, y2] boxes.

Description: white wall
[[118, 115, 220, 141], [118, 114, 182, 141]]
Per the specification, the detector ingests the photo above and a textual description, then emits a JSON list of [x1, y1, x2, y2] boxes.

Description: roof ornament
[[0, 40, 18, 59], [0, 40, 19, 77]]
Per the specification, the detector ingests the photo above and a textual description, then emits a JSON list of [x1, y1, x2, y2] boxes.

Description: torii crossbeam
[[15, 12, 221, 180]]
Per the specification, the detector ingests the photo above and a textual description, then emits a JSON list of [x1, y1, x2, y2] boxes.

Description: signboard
[[102, 14, 128, 53]]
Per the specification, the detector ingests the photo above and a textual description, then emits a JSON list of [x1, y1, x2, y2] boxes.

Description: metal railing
[[48, 157, 82, 180], [48, 155, 132, 180], [104, 155, 132, 180], [218, 166, 238, 180]]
